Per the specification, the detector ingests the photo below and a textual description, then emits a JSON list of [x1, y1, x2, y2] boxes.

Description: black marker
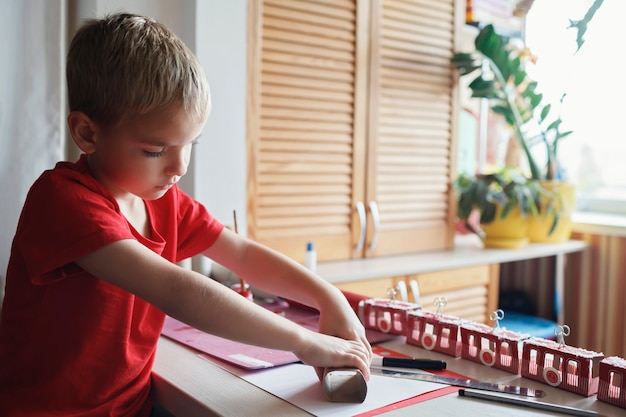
[[371, 357, 446, 370]]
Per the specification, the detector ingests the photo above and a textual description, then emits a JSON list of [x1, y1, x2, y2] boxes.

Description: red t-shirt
[[0, 155, 224, 416]]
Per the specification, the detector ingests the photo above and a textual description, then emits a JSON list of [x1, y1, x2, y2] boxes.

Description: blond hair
[[66, 12, 211, 126]]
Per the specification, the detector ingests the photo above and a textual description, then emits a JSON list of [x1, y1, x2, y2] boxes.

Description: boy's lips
[[157, 183, 175, 191]]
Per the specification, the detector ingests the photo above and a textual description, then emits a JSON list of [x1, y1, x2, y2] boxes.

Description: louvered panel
[[258, 194, 351, 209], [261, 107, 353, 123], [258, 212, 349, 228], [258, 197, 351, 212], [381, 17, 453, 45], [264, 39, 355, 62], [384, 0, 454, 26], [263, 50, 355, 73], [262, 61, 354, 83], [263, 6, 355, 34], [261, 140, 352, 154], [378, 126, 449, 138], [263, 74, 354, 93], [260, 173, 351, 184], [261, 97, 353, 113], [379, 104, 451, 119], [260, 152, 351, 166], [261, 119, 352, 133], [265, 0, 356, 21], [249, 0, 458, 261], [249, 0, 361, 262], [263, 37, 354, 63], [365, 0, 457, 256], [260, 129, 352, 144], [263, 1, 355, 23], [261, 84, 353, 102], [377, 162, 449, 174]]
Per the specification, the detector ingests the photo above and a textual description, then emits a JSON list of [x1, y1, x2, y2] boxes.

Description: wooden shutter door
[[247, 0, 370, 262], [363, 0, 461, 256]]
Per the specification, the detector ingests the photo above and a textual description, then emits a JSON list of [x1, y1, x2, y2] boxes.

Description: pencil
[[458, 389, 599, 417], [232, 210, 247, 294]]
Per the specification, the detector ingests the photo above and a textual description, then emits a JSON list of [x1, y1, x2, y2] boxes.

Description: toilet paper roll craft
[[357, 285, 420, 335], [597, 356, 626, 408], [460, 309, 530, 374], [521, 324, 604, 396], [406, 297, 463, 357]]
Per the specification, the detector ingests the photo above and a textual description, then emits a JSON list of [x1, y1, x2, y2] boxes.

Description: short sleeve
[[16, 169, 134, 284]]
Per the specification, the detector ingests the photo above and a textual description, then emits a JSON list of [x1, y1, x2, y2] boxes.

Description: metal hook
[[433, 297, 448, 315], [489, 309, 505, 330], [555, 324, 571, 346]]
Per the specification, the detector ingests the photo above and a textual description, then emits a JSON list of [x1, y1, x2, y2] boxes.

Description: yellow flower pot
[[528, 181, 576, 243], [480, 206, 530, 249]]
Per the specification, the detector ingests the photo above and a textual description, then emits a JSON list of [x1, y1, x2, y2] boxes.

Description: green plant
[[452, 24, 572, 181], [454, 167, 557, 234]]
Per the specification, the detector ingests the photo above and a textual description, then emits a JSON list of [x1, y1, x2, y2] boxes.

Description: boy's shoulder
[[39, 155, 93, 183], [24, 155, 114, 212]]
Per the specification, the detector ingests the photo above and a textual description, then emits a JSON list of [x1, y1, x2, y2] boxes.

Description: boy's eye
[[143, 149, 165, 158]]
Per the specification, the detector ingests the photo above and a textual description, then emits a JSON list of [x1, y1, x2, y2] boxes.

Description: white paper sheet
[[238, 363, 445, 417]]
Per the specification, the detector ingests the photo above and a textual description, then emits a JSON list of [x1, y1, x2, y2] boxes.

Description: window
[[525, 0, 626, 215]]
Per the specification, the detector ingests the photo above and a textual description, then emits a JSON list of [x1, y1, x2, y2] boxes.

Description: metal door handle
[[368, 201, 379, 251], [355, 201, 366, 252]]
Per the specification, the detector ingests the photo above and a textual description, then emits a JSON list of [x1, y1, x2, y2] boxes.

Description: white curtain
[[0, 0, 67, 308]]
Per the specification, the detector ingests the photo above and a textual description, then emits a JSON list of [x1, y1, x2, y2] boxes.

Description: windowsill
[[572, 211, 626, 237]]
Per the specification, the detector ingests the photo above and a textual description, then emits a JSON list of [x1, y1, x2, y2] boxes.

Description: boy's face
[[86, 107, 206, 201]]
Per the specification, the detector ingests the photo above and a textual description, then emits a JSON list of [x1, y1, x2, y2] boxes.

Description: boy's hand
[[309, 301, 372, 380], [293, 330, 372, 382]]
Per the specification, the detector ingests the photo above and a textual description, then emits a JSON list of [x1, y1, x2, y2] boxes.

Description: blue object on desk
[[499, 312, 558, 340]]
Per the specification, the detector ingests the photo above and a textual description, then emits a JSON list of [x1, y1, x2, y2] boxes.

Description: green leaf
[[480, 203, 497, 224], [540, 105, 551, 122], [556, 130, 574, 140], [547, 119, 562, 131]]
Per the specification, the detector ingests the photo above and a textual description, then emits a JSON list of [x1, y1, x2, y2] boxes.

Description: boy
[[0, 12, 372, 416]]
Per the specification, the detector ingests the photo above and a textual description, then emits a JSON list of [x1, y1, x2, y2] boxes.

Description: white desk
[[153, 336, 626, 416]]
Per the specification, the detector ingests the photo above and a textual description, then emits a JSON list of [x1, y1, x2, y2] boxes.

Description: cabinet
[[334, 264, 499, 324], [246, 0, 464, 263]]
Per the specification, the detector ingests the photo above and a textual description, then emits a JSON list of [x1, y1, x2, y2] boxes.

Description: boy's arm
[[202, 228, 370, 349], [75, 238, 371, 378]]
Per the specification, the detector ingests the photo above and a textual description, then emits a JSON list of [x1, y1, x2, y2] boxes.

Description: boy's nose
[[165, 149, 189, 177]]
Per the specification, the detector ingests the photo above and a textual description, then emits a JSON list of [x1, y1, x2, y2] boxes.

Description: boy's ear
[[67, 111, 98, 154]]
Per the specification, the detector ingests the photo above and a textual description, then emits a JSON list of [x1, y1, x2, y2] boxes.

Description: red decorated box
[[460, 321, 530, 374], [358, 298, 420, 335], [405, 309, 463, 357], [521, 337, 603, 396], [597, 356, 626, 408]]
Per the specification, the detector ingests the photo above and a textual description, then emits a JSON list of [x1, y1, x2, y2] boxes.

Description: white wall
[[0, 0, 67, 300], [0, 0, 247, 291], [194, 0, 247, 233]]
